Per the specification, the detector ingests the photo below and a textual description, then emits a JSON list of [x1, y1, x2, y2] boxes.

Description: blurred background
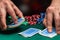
[[12, 0, 51, 16]]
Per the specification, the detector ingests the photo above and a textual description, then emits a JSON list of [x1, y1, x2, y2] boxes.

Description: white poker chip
[[8, 18, 25, 28]]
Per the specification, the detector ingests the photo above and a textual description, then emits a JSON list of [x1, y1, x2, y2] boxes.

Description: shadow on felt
[[0, 27, 22, 35]]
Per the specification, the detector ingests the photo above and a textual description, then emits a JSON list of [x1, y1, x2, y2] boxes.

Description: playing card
[[18, 28, 41, 37], [39, 28, 57, 38], [8, 18, 25, 28]]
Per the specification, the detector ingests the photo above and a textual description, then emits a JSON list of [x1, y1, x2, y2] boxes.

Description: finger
[[0, 7, 7, 30], [6, 2, 18, 24], [46, 10, 53, 32], [10, 1, 24, 18], [54, 12, 60, 34], [43, 15, 47, 27]]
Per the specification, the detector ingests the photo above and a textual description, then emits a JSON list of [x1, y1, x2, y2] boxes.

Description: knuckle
[[46, 7, 55, 12]]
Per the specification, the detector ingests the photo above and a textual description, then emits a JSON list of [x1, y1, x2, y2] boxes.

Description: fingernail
[[48, 27, 52, 32], [48, 29, 52, 32]]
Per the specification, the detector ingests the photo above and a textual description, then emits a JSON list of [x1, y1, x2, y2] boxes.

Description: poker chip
[[37, 12, 45, 24], [33, 21, 37, 25], [28, 21, 33, 25], [25, 16, 32, 21], [36, 15, 40, 19], [25, 14, 40, 25], [22, 21, 28, 25], [40, 13, 45, 18]]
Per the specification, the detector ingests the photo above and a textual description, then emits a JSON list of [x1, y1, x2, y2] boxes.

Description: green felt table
[[0, 23, 60, 40]]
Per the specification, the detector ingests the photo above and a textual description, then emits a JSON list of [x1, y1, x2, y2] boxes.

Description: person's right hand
[[43, 0, 60, 34], [0, 0, 24, 30]]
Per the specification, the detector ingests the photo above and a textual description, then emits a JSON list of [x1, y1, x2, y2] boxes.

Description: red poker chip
[[33, 18, 37, 21], [32, 14, 40, 19], [36, 15, 40, 19], [32, 15, 37, 21], [28, 21, 37, 25], [30, 22, 34, 25], [28, 21, 34, 25], [32, 15, 35, 17], [25, 14, 40, 25], [35, 14, 40, 19], [27, 16, 31, 19], [33, 21, 37, 25], [27, 17, 32, 21], [25, 16, 32, 21], [29, 16, 32, 21]]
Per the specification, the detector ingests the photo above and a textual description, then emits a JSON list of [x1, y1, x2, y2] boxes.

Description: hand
[[0, 0, 24, 30], [43, 1, 60, 33]]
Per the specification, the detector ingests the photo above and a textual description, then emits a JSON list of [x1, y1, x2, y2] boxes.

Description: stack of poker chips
[[25, 13, 45, 25], [25, 14, 40, 25], [37, 13, 45, 24]]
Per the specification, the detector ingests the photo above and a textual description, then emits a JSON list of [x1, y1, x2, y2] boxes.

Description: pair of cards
[[8, 18, 25, 28], [18, 28, 57, 38], [39, 28, 57, 38], [18, 28, 40, 37]]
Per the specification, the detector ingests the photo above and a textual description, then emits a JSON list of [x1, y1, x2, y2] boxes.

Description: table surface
[[0, 23, 60, 40]]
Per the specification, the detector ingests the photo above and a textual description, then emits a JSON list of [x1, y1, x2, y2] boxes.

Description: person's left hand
[[0, 0, 24, 30]]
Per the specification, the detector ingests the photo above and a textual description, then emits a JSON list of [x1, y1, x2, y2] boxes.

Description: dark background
[[12, 0, 51, 16]]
